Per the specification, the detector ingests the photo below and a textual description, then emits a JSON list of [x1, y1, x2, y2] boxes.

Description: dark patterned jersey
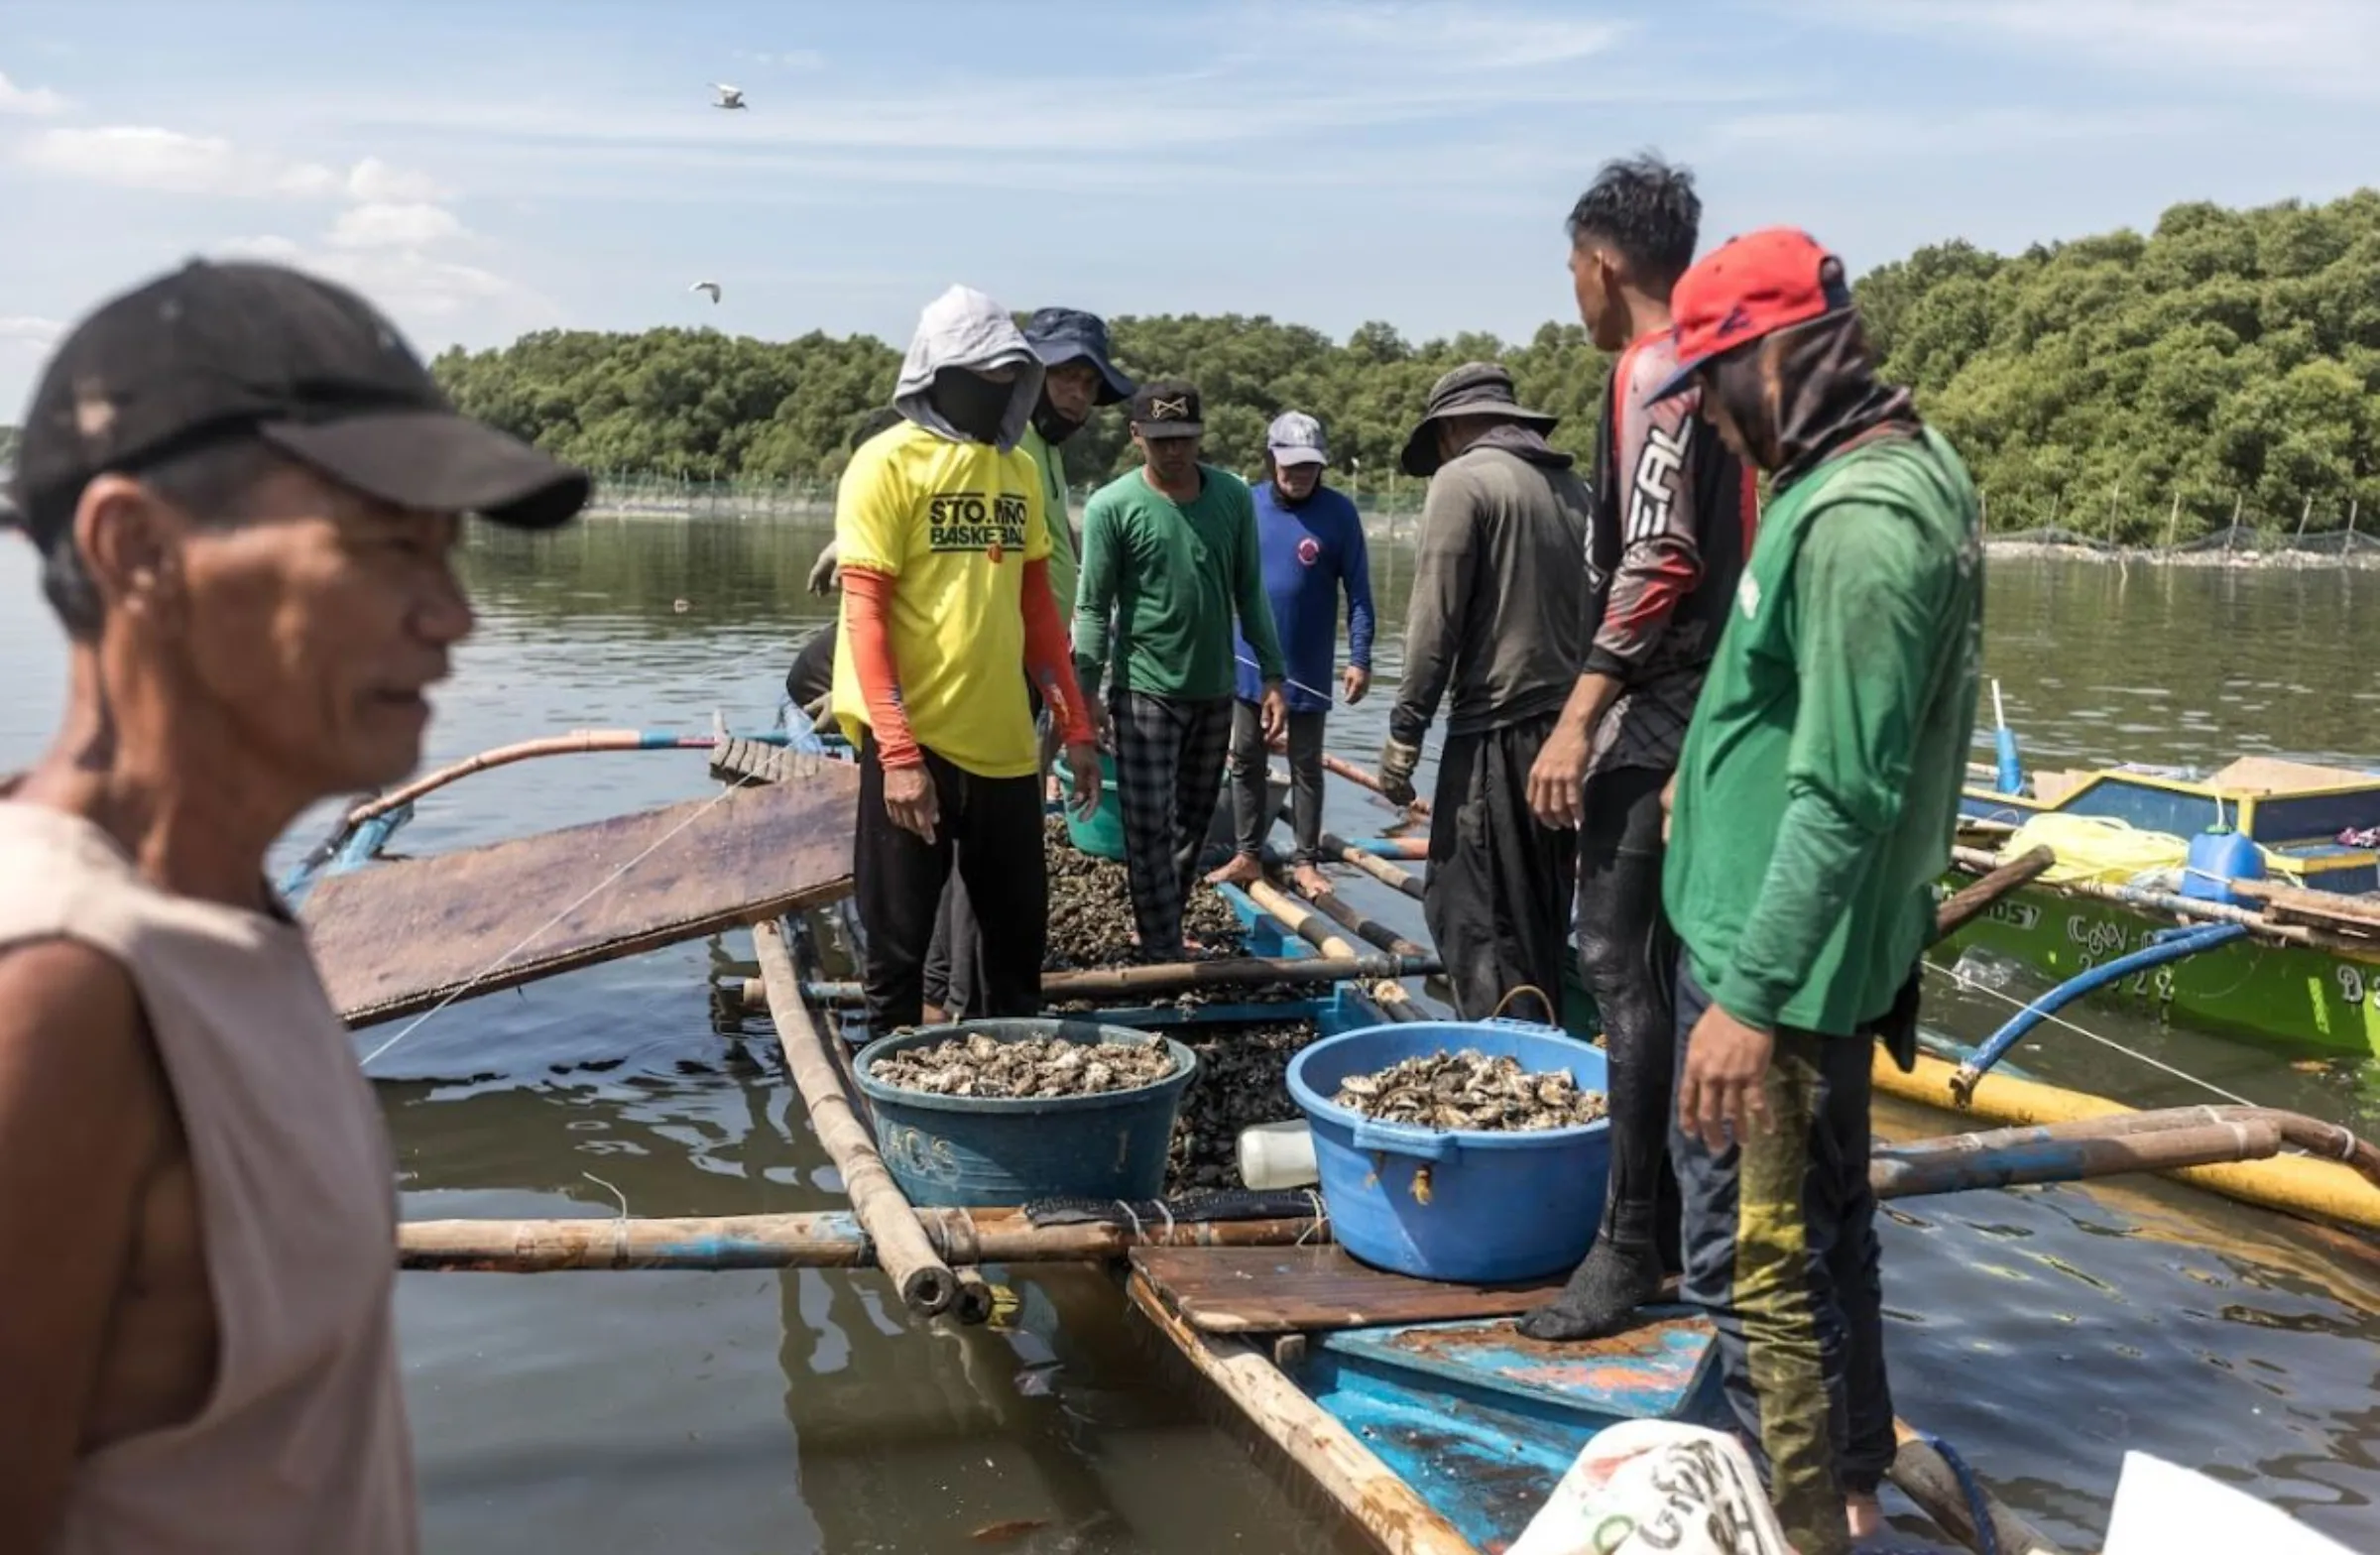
[[1580, 329, 1759, 775]]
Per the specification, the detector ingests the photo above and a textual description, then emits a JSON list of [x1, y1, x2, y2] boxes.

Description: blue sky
[[2, 0, 2374, 413]]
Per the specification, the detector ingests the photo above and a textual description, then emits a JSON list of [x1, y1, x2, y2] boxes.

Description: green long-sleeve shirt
[[1663, 427, 1983, 1035], [1073, 464, 1286, 701]]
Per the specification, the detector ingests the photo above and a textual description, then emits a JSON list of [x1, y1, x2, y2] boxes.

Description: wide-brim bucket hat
[[1398, 362, 1557, 476], [1021, 306, 1134, 405]]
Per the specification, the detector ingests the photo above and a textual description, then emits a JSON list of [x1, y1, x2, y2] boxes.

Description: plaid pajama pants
[[1111, 688, 1234, 960]]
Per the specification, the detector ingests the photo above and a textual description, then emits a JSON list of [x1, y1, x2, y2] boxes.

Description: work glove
[[806, 539, 842, 597], [1376, 735, 1422, 808]]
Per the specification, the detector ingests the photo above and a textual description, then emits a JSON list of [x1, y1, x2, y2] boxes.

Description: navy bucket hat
[[1022, 306, 1134, 406]]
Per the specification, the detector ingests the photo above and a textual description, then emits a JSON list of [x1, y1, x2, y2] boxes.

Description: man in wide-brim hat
[[1376, 361, 1590, 1018]]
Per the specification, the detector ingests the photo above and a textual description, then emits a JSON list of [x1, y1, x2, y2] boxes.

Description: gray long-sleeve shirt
[[1388, 440, 1591, 745]]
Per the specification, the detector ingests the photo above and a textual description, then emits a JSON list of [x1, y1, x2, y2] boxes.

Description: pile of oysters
[[1332, 1049, 1606, 1133]]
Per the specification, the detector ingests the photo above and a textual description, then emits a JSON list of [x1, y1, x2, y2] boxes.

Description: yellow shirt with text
[[831, 420, 1050, 778]]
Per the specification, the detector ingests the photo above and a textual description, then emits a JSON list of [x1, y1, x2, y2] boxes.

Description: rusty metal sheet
[[1129, 1245, 1570, 1333], [306, 765, 858, 1027]]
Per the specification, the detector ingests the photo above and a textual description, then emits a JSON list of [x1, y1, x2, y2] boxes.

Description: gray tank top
[[0, 800, 416, 1554]]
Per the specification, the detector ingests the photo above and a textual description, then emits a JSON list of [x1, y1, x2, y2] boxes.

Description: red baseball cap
[[1648, 226, 1852, 402]]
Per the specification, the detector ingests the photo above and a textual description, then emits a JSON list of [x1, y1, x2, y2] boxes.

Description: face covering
[[929, 367, 1013, 445], [1031, 397, 1086, 446]]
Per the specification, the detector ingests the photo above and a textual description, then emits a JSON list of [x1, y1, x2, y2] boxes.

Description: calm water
[[5, 526, 2380, 1553]]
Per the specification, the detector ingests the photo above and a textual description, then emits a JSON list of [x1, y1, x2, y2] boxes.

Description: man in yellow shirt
[[832, 286, 1100, 1038]]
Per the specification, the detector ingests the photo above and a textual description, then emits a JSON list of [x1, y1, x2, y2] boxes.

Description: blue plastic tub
[[853, 1018, 1198, 1208], [1063, 754, 1128, 860], [1286, 1019, 1611, 1283]]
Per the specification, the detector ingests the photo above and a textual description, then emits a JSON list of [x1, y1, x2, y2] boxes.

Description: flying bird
[[691, 281, 722, 304], [711, 83, 747, 109]]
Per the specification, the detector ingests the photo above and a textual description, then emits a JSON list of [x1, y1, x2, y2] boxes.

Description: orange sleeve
[[1021, 557, 1095, 748], [841, 567, 921, 768]]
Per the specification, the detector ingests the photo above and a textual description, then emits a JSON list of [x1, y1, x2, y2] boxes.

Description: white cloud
[[1708, 104, 2208, 160], [18, 125, 340, 197], [0, 315, 64, 348], [329, 200, 464, 249], [1273, 2, 1625, 71], [0, 67, 68, 116], [218, 232, 545, 327], [1819, 0, 2380, 97], [346, 156, 449, 203]]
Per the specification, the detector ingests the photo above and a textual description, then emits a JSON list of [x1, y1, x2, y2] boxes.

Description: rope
[[1489, 984, 1557, 1024], [357, 768, 767, 1070], [1923, 957, 2260, 1109], [1921, 1432, 2003, 1555], [1296, 1188, 1328, 1245], [1233, 653, 1336, 706]]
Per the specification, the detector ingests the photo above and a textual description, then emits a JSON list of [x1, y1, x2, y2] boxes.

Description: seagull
[[711, 83, 747, 110], [690, 281, 722, 304]]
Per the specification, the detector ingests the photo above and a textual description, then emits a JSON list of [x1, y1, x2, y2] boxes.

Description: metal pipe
[[1950, 921, 2248, 1103]]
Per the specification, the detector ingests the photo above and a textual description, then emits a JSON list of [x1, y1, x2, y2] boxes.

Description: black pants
[[918, 686, 1045, 1019], [1574, 764, 1682, 1260], [855, 733, 1045, 1040], [1227, 702, 1326, 865], [1671, 965, 1893, 1555], [1113, 689, 1235, 960], [1422, 711, 1577, 1020]]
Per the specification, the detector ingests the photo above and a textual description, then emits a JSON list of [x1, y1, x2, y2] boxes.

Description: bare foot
[[1290, 863, 1334, 898], [1844, 1492, 1882, 1541], [1205, 854, 1262, 888]]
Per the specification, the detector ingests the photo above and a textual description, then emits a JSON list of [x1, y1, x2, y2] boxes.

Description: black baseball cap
[[1129, 379, 1203, 438], [6, 259, 589, 543]]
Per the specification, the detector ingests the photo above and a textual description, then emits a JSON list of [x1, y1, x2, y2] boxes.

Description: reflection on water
[[5, 527, 2380, 1551]]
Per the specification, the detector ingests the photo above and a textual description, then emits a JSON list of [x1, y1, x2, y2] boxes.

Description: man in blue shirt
[[1208, 412, 1375, 898]]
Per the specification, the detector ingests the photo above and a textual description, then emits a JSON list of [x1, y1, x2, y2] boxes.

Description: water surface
[[4, 527, 2378, 1552]]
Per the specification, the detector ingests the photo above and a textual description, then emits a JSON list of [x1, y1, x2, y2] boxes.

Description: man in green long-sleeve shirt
[[1074, 380, 1287, 959], [1649, 228, 1982, 1555]]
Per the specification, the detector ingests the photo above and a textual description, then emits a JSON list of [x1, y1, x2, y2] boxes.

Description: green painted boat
[[1945, 752, 2380, 1056]]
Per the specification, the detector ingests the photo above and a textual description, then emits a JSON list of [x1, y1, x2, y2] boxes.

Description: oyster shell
[[1331, 1048, 1607, 1134]]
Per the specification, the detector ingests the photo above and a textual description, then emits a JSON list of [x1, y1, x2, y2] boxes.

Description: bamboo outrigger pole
[[1319, 831, 1426, 899], [752, 918, 958, 1317], [781, 953, 1439, 1011]]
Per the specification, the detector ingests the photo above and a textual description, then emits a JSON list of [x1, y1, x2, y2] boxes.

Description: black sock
[[1515, 1238, 1664, 1343]]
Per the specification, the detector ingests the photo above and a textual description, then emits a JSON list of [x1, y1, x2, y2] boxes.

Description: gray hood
[[892, 285, 1043, 451]]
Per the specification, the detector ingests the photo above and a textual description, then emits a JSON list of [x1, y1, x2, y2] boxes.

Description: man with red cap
[[1653, 227, 1982, 1555]]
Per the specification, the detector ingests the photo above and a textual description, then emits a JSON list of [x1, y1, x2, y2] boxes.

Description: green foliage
[[1863, 190, 2380, 540], [428, 191, 2380, 542]]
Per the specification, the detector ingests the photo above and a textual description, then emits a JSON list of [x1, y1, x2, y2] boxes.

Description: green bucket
[[1064, 752, 1127, 860]]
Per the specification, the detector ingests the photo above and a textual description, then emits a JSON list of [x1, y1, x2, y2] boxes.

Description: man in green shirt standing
[[1074, 381, 1288, 960], [1651, 228, 1982, 1555]]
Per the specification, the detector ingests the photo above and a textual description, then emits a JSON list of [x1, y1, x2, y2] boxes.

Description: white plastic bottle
[[1237, 1120, 1320, 1190]]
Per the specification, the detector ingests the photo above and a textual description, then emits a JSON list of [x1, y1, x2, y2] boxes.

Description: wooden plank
[[1130, 1245, 1567, 1334], [1126, 1273, 1480, 1555], [307, 766, 859, 1026], [2238, 881, 2380, 935], [2205, 755, 2380, 795]]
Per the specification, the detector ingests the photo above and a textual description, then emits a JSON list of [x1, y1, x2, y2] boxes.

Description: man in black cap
[[1074, 381, 1287, 960], [0, 259, 587, 1552], [1377, 363, 1589, 1018]]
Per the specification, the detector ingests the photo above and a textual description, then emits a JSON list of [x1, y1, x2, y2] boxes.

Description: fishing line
[[359, 631, 812, 1070], [1921, 957, 2261, 1109], [357, 766, 771, 1071], [1232, 653, 1338, 706]]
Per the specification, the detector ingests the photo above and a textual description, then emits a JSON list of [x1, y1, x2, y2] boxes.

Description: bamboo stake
[[753, 919, 957, 1317], [2163, 492, 2181, 551], [1321, 831, 1425, 900], [1932, 846, 2055, 940], [1243, 878, 1428, 1018], [398, 1208, 1333, 1272], [1322, 752, 1430, 816], [1127, 1273, 1479, 1555], [1264, 851, 1431, 958]]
